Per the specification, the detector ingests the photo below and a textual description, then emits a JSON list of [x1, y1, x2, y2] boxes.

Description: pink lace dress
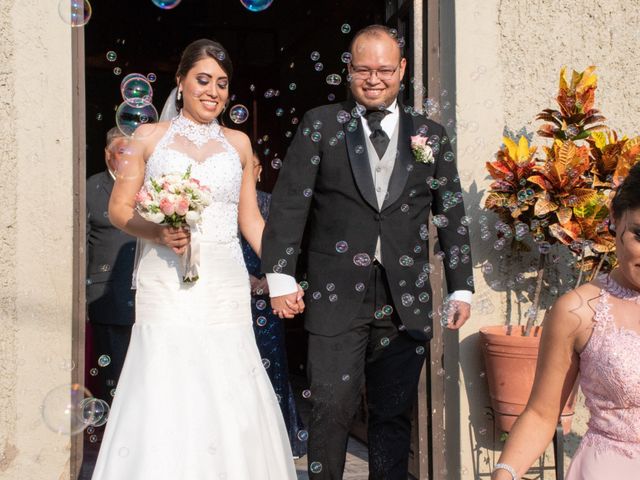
[[565, 275, 640, 479]]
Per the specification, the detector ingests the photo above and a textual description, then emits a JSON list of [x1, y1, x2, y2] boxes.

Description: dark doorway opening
[[80, 1, 421, 478]]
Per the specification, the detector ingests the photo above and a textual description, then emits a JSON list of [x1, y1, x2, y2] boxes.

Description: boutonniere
[[411, 135, 435, 164]]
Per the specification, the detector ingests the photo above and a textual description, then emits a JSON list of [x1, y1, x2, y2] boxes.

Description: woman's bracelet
[[493, 463, 518, 480]]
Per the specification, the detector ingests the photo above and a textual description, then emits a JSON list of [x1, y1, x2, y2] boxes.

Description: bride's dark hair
[[611, 161, 640, 221], [174, 39, 233, 111]]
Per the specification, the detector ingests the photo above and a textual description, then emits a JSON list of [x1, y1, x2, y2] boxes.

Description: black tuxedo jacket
[[86, 171, 136, 326], [262, 101, 473, 340]]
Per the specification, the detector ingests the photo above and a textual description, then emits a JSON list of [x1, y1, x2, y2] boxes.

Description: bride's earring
[[177, 90, 182, 101]]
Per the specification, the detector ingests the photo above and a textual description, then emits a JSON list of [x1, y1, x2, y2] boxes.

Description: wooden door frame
[[71, 23, 87, 480]]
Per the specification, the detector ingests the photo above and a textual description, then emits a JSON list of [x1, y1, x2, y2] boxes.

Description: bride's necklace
[[601, 272, 640, 304], [173, 113, 222, 148]]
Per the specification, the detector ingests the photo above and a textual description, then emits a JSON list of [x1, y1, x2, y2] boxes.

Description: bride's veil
[[159, 87, 179, 121]]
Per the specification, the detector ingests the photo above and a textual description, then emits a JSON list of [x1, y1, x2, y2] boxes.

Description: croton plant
[[485, 67, 640, 334]]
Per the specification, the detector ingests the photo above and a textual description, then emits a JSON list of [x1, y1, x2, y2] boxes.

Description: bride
[[91, 39, 300, 479]]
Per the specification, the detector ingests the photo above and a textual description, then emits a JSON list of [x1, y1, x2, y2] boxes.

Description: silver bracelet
[[493, 463, 518, 480]]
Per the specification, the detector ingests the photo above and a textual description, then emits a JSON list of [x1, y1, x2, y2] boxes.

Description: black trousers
[[306, 262, 427, 479]]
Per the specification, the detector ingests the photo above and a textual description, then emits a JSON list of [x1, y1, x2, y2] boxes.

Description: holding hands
[[271, 285, 305, 319]]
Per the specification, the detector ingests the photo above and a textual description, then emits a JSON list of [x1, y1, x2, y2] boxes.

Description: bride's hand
[[157, 225, 190, 255]]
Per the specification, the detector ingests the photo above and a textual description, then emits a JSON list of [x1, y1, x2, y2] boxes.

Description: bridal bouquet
[[135, 165, 211, 282]]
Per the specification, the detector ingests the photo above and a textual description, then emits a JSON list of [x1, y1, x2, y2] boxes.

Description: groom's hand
[[271, 286, 305, 319], [446, 300, 471, 330]]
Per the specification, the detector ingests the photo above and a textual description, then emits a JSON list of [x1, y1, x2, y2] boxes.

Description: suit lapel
[[344, 108, 379, 211], [381, 107, 413, 211]]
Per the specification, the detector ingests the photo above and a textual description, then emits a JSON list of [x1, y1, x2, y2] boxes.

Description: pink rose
[[174, 196, 189, 216], [411, 135, 428, 147], [134, 188, 149, 204], [159, 197, 175, 216]]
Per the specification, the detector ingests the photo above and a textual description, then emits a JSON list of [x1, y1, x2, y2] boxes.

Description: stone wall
[[0, 1, 74, 478]]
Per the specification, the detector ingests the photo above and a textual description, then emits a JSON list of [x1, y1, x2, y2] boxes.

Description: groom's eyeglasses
[[350, 64, 401, 81]]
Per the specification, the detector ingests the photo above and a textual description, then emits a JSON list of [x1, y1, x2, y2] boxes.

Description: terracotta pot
[[479, 325, 577, 434]]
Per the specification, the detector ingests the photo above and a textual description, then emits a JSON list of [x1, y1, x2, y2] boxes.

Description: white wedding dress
[[91, 113, 297, 480]]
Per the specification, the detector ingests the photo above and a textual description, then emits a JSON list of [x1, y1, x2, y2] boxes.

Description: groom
[[263, 25, 473, 479]]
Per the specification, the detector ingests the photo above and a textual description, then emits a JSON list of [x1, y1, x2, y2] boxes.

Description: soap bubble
[[106, 51, 117, 62], [401, 293, 415, 307], [58, 0, 92, 27], [326, 74, 342, 86], [97, 354, 111, 368], [432, 214, 449, 228], [151, 0, 182, 9], [355, 283, 366, 292], [341, 52, 352, 63], [229, 104, 249, 124], [289, 83, 297, 91], [335, 241, 349, 253], [353, 253, 371, 267], [341, 24, 351, 33], [271, 158, 282, 169], [121, 76, 153, 108], [399, 255, 414, 267], [41, 383, 94, 435], [314, 62, 324, 72], [79, 397, 110, 427], [239, 0, 274, 12], [310, 461, 323, 474], [115, 102, 158, 137], [336, 110, 351, 124]]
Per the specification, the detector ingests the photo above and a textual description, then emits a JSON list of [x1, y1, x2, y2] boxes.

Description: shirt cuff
[[266, 273, 298, 297], [449, 290, 473, 305]]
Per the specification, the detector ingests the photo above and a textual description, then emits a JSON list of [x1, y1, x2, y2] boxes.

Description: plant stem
[[576, 249, 586, 287], [589, 253, 608, 282], [524, 253, 545, 337]]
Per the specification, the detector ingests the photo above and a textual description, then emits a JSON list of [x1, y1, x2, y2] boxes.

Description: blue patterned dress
[[242, 190, 307, 457]]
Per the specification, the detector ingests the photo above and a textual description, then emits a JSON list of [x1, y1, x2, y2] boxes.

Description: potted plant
[[479, 66, 639, 433]]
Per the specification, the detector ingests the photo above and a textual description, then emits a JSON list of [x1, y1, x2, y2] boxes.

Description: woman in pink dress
[[491, 163, 640, 480]]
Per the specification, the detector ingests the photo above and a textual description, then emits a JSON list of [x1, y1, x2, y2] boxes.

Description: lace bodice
[[145, 113, 243, 244], [579, 274, 640, 458]]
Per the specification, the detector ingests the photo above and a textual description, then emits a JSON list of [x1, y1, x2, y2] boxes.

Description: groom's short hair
[[349, 24, 403, 57]]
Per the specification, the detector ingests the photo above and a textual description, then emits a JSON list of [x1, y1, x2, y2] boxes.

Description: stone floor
[[295, 437, 369, 479], [79, 435, 370, 480]]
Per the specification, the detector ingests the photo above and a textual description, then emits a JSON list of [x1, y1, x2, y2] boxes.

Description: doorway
[[74, 0, 437, 478]]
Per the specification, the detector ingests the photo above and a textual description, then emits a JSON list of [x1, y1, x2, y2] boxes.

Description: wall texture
[[0, 1, 74, 478], [454, 0, 640, 478]]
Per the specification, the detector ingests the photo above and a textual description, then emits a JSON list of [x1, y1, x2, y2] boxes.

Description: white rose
[[147, 211, 166, 224], [185, 210, 201, 225]]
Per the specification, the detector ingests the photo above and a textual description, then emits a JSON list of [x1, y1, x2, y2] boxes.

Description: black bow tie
[[364, 110, 391, 158]]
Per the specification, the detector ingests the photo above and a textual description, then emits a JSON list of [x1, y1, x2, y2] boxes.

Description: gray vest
[[364, 120, 400, 263]]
